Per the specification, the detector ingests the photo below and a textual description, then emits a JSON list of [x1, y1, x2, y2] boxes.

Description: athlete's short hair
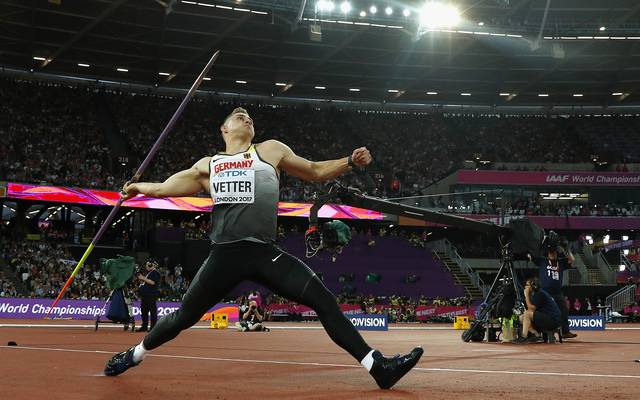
[[223, 107, 249, 125]]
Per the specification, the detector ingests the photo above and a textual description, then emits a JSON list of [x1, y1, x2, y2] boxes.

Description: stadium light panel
[[603, 234, 610, 244], [235, 80, 247, 84], [203, 77, 212, 81], [538, 93, 549, 97], [116, 68, 128, 72], [77, 63, 90, 67], [385, 6, 393, 15], [349, 88, 361, 92], [158, 72, 171, 76], [426, 91, 438, 95], [315, 86, 326, 89], [403, 8, 411, 17], [573, 93, 583, 97], [478, 21, 484, 26], [499, 93, 510, 96], [419, 3, 460, 30], [599, 26, 606, 31], [387, 89, 399, 93], [316, 0, 335, 12], [33, 56, 46, 61], [624, 249, 629, 255], [340, 1, 351, 13], [612, 92, 623, 96], [360, 10, 366, 17], [275, 82, 287, 86], [460, 92, 471, 96], [369, 5, 377, 14], [623, 235, 629, 241]]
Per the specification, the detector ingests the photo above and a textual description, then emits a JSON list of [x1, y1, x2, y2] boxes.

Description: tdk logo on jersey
[[349, 314, 388, 331], [218, 170, 248, 177], [568, 316, 605, 331]]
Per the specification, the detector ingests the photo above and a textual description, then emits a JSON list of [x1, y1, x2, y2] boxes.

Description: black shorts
[[532, 311, 560, 331]]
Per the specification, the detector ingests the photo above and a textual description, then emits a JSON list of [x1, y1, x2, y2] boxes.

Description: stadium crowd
[[0, 239, 189, 302], [3, 78, 640, 204]]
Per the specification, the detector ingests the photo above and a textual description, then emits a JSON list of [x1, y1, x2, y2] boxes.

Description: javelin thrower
[[104, 107, 423, 389]]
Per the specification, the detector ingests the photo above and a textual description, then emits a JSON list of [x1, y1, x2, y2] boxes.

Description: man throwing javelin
[[104, 107, 423, 389]]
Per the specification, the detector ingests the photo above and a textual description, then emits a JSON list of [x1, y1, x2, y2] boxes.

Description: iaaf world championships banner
[[457, 170, 640, 187], [0, 297, 239, 322]]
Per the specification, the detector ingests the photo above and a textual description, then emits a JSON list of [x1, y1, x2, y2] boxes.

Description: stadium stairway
[[575, 251, 606, 285], [433, 252, 484, 300]]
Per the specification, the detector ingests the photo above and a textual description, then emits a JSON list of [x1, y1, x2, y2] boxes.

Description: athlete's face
[[221, 112, 255, 140]]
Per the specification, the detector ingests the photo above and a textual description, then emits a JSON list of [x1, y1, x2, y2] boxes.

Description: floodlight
[[419, 2, 460, 30], [316, 0, 335, 12], [403, 8, 410, 17], [340, 1, 351, 13], [385, 6, 393, 15], [370, 5, 377, 14]]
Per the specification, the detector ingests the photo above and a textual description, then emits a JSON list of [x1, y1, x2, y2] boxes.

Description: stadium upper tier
[[1, 78, 639, 202]]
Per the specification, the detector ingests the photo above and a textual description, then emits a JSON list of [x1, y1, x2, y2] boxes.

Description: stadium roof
[[1, 0, 640, 107]]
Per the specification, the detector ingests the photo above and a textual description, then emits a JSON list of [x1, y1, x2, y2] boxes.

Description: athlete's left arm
[[262, 140, 372, 182]]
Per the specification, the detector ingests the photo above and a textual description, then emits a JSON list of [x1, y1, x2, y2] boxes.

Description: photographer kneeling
[[518, 277, 561, 343], [236, 300, 270, 332]]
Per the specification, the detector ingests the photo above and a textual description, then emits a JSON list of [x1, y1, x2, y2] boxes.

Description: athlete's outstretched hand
[[351, 147, 372, 167], [121, 181, 140, 201]]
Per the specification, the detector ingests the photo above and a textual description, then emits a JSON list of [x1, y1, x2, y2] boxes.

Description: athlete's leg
[[253, 245, 371, 361], [143, 245, 245, 350]]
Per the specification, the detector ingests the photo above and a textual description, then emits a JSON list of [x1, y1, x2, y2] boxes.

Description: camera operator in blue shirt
[[529, 231, 577, 339]]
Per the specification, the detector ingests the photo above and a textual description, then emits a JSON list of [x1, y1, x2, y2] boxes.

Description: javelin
[[47, 50, 221, 314]]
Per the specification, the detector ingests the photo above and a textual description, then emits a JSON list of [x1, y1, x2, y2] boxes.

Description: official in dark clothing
[[530, 243, 577, 339], [137, 260, 161, 332], [519, 277, 561, 343]]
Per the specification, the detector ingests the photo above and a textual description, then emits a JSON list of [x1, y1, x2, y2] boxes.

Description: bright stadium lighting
[[499, 92, 510, 96], [619, 264, 626, 272], [158, 72, 171, 76], [403, 8, 410, 17], [349, 88, 360, 91], [315, 86, 326, 89], [599, 26, 606, 31], [316, 0, 335, 12], [460, 92, 471, 96], [340, 1, 351, 13], [235, 80, 247, 84], [612, 92, 623, 96], [623, 235, 629, 241], [388, 89, 399, 93], [419, 3, 460, 30], [275, 82, 287, 86], [573, 93, 583, 97], [369, 5, 377, 14], [624, 249, 630, 255], [385, 6, 393, 15], [33, 56, 46, 61], [360, 10, 366, 17], [603, 234, 610, 244], [478, 21, 484, 26], [203, 77, 212, 81], [116, 67, 128, 72], [77, 63, 90, 67], [538, 93, 549, 97], [426, 91, 438, 95]]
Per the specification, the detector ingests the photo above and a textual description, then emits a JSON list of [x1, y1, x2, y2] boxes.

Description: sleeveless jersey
[[208, 144, 279, 244]]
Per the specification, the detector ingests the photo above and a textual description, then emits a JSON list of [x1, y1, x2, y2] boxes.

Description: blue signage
[[348, 314, 388, 331], [568, 316, 605, 331]]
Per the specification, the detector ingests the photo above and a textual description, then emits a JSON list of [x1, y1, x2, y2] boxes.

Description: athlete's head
[[220, 107, 254, 142]]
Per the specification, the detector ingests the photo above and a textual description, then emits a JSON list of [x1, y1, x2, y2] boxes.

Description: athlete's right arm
[[121, 157, 211, 199]]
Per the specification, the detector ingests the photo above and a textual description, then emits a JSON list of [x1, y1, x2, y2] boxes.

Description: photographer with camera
[[518, 277, 562, 343], [136, 259, 161, 332], [529, 231, 577, 339], [236, 300, 269, 332]]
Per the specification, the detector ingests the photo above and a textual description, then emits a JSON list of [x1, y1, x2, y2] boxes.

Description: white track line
[[2, 323, 638, 331], [1, 345, 639, 380], [0, 323, 452, 330]]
